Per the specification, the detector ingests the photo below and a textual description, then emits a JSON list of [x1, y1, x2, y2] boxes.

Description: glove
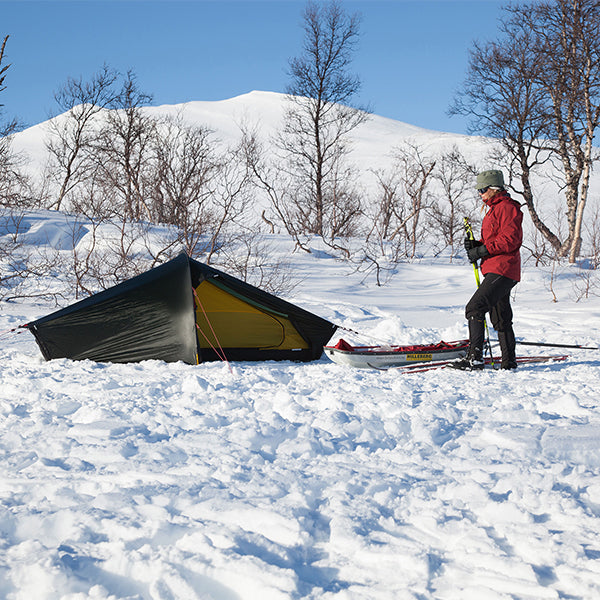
[[467, 244, 490, 263], [464, 237, 483, 252]]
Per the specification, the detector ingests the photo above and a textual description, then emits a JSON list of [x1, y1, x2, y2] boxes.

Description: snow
[[2, 93, 600, 599]]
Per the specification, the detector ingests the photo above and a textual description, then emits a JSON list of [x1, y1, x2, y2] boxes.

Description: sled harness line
[[192, 287, 232, 373], [337, 325, 398, 349], [464, 216, 495, 365]]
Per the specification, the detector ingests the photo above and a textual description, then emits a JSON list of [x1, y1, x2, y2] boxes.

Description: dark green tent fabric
[[24, 253, 337, 364], [25, 253, 198, 364]]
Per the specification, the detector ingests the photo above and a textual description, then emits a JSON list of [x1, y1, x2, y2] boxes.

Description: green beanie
[[475, 169, 505, 189]]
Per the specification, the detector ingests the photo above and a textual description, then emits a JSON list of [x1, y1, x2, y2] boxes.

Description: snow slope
[[1, 214, 600, 599]]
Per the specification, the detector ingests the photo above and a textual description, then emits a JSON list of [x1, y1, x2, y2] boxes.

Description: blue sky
[[2, 1, 512, 134]]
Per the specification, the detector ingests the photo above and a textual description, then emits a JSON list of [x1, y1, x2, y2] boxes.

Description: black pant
[[465, 273, 518, 367], [466, 273, 517, 329]]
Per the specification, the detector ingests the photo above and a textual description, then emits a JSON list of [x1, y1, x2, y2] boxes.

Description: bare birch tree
[[362, 142, 436, 271], [429, 147, 478, 257], [151, 114, 218, 227], [521, 0, 600, 262], [0, 35, 10, 103], [452, 0, 600, 263], [45, 64, 119, 210], [93, 70, 156, 221], [279, 0, 369, 240], [389, 141, 436, 259], [0, 35, 29, 208]]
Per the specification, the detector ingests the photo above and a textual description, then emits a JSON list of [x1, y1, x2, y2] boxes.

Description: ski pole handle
[[464, 216, 475, 241], [463, 217, 481, 287]]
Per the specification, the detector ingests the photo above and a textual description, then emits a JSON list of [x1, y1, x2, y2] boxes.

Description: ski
[[394, 354, 568, 374]]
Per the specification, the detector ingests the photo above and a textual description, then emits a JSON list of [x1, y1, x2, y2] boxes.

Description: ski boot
[[448, 347, 485, 371], [449, 317, 486, 371], [498, 328, 517, 370]]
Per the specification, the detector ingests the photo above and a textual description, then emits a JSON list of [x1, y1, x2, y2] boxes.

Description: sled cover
[[24, 253, 336, 365]]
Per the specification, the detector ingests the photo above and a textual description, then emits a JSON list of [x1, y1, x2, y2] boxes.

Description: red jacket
[[480, 192, 523, 282]]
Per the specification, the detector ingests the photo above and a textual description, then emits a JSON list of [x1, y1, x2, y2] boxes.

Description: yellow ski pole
[[463, 217, 495, 365]]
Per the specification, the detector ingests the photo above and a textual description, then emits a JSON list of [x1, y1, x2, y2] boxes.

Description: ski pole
[[463, 217, 494, 364], [515, 340, 598, 350]]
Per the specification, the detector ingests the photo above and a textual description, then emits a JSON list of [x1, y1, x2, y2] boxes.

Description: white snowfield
[[2, 92, 600, 599]]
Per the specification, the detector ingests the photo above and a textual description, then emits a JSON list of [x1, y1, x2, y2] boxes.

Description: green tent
[[23, 253, 337, 364]]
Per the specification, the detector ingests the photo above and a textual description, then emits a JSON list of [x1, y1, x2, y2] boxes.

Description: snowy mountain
[[11, 90, 489, 182], [2, 92, 600, 599]]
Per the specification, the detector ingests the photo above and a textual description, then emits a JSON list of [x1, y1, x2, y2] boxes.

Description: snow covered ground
[[1, 219, 600, 600]]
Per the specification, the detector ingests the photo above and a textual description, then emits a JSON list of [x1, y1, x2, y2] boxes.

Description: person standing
[[449, 169, 523, 371]]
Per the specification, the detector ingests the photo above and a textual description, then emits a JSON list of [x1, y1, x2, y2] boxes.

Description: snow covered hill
[[11, 90, 600, 246], [10, 90, 492, 182]]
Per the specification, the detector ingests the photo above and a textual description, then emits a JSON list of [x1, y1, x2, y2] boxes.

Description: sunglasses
[[477, 187, 490, 194]]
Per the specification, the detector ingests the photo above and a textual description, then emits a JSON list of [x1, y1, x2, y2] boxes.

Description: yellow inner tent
[[194, 280, 309, 350]]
